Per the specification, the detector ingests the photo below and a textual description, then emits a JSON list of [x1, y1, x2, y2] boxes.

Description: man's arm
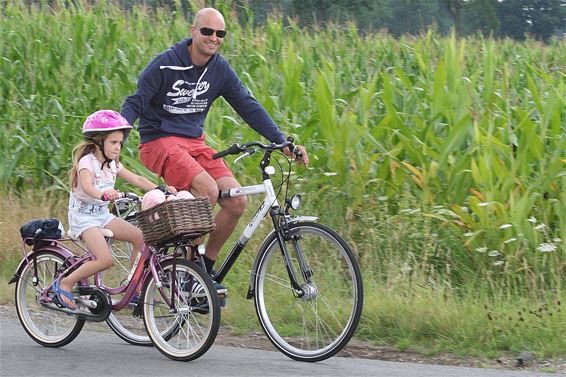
[[221, 66, 286, 144], [121, 60, 162, 127]]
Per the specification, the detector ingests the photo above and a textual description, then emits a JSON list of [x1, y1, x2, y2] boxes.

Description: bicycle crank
[[40, 286, 112, 322]]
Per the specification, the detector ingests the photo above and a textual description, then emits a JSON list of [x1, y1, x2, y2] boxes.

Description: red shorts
[[139, 135, 233, 191]]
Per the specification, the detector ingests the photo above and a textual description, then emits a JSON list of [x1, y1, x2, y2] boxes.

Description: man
[[121, 7, 309, 300]]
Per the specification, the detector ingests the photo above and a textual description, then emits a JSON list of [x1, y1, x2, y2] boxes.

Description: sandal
[[52, 280, 77, 311]]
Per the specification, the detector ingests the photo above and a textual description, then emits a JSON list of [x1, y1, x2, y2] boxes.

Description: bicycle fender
[[288, 216, 319, 223], [8, 245, 76, 284]]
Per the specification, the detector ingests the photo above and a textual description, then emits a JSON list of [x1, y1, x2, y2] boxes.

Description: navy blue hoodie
[[121, 38, 285, 145]]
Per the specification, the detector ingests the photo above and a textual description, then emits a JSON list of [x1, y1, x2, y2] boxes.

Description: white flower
[[494, 260, 505, 266], [528, 217, 537, 224], [400, 263, 412, 273], [464, 232, 474, 237], [476, 247, 487, 253], [400, 208, 420, 214], [534, 224, 546, 231], [499, 224, 513, 229], [537, 243, 556, 253], [488, 250, 500, 257], [504, 238, 517, 244]]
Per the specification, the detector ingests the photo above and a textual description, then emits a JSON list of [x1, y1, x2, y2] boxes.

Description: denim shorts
[[68, 205, 115, 237]]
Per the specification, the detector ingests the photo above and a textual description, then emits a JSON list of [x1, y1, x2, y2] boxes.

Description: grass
[[0, 193, 566, 357], [3, 190, 566, 360]]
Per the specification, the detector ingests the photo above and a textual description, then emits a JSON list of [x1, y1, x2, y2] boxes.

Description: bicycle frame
[[12, 236, 179, 313], [212, 150, 318, 299]]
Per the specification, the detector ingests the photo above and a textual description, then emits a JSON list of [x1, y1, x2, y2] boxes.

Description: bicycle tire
[[15, 251, 85, 347], [142, 258, 220, 361], [254, 222, 364, 362]]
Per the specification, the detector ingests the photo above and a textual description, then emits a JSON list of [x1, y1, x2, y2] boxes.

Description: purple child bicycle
[[10, 194, 221, 361]]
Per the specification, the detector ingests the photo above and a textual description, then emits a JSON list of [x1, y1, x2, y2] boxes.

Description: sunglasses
[[196, 26, 227, 38]]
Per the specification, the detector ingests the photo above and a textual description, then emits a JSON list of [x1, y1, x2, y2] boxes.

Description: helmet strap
[[97, 141, 113, 169]]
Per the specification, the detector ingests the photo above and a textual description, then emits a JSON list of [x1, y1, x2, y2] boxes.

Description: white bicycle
[[207, 137, 364, 362]]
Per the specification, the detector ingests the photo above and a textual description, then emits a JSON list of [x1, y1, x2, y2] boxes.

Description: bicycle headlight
[[290, 194, 301, 210], [264, 166, 276, 175]]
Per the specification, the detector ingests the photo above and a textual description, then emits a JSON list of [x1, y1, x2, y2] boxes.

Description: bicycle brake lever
[[234, 148, 256, 164], [234, 152, 251, 164]]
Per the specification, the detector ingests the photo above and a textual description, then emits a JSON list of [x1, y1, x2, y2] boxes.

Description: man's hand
[[284, 145, 309, 166], [166, 185, 178, 195]]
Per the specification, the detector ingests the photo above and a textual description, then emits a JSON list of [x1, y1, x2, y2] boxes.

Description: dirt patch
[[3, 304, 564, 373]]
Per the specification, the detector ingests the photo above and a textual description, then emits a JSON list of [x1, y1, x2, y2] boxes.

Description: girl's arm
[[78, 169, 111, 200], [118, 167, 177, 194]]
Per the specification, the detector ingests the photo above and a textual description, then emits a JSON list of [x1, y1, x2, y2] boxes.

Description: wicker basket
[[136, 197, 215, 246]]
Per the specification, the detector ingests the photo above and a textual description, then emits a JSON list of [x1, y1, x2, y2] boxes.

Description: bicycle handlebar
[[212, 137, 303, 160]]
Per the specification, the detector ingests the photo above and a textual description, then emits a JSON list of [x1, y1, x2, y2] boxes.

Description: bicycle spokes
[[254, 223, 363, 362]]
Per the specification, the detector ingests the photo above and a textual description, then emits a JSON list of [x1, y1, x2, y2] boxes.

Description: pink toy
[[141, 189, 166, 210]]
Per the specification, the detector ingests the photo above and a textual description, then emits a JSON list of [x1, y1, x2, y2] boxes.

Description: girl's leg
[[104, 217, 144, 264], [105, 218, 144, 295], [58, 227, 113, 307]]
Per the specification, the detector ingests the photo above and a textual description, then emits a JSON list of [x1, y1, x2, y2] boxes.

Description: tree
[[462, 0, 499, 37], [388, 0, 446, 36], [440, 0, 464, 35], [496, 0, 566, 41]]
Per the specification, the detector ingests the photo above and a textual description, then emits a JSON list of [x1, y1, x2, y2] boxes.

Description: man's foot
[[180, 280, 227, 312], [129, 293, 140, 306]]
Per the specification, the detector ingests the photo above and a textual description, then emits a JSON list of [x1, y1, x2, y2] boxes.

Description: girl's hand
[[101, 189, 120, 201]]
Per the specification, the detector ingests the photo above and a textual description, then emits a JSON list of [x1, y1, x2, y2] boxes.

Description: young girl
[[54, 110, 176, 310]]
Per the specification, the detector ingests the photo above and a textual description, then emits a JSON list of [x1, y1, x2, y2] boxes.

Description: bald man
[[121, 8, 308, 303]]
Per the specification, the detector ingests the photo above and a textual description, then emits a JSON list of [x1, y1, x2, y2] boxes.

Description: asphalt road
[[0, 318, 554, 377]]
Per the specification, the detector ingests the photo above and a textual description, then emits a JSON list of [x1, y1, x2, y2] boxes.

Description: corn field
[[1, 0, 565, 293]]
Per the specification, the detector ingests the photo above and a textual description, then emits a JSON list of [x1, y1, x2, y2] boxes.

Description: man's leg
[[190, 174, 247, 263]]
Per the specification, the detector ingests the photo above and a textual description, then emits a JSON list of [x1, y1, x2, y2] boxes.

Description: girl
[[54, 110, 176, 310]]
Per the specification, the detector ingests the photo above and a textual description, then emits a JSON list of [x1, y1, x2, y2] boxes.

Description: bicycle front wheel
[[15, 251, 85, 347], [254, 222, 364, 362], [105, 238, 152, 346], [143, 259, 220, 361]]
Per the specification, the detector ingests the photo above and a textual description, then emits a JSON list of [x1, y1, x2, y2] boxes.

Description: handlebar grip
[[212, 143, 241, 159], [101, 192, 125, 201], [212, 149, 231, 160], [286, 136, 303, 160]]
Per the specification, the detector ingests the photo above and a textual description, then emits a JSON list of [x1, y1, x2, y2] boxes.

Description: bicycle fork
[[275, 218, 317, 300], [246, 212, 316, 300]]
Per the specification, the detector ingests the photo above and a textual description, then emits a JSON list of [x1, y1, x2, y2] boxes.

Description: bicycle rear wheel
[[15, 251, 85, 347], [254, 222, 363, 362], [143, 259, 220, 361]]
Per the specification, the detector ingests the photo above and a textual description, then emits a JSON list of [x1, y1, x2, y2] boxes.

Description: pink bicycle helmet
[[82, 110, 132, 138]]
